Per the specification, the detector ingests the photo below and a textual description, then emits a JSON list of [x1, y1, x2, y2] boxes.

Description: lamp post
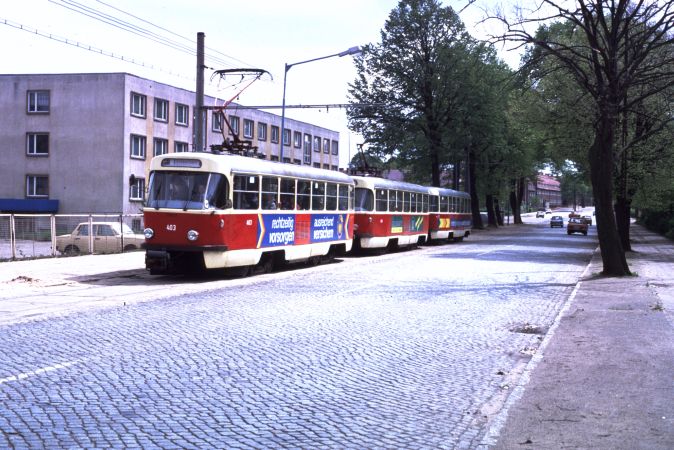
[[279, 46, 361, 162]]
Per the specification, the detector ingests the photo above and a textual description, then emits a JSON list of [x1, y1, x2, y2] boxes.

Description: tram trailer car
[[143, 153, 355, 275], [427, 187, 472, 242], [351, 176, 431, 251]]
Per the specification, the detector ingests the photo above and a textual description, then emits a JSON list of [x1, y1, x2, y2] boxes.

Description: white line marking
[[0, 360, 79, 385]]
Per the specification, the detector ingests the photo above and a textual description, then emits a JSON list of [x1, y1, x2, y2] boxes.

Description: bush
[[638, 209, 674, 239]]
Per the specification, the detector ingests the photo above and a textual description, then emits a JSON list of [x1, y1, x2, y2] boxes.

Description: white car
[[56, 222, 145, 256]]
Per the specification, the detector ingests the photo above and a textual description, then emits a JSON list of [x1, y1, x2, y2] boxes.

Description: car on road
[[550, 216, 564, 228], [56, 222, 145, 256], [567, 217, 589, 236], [581, 215, 593, 226], [536, 210, 545, 218]]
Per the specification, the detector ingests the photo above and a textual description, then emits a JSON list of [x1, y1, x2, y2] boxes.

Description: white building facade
[[0, 73, 340, 214]]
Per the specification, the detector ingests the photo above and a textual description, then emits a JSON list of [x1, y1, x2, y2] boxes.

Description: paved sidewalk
[[486, 224, 674, 449]]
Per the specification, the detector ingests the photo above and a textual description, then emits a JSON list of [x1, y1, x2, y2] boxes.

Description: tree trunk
[[495, 198, 504, 226], [588, 121, 630, 276], [468, 147, 483, 229], [510, 177, 524, 224], [485, 194, 498, 227]]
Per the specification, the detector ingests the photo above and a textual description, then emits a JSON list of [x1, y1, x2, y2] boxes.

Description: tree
[[493, 1, 674, 276], [347, 0, 474, 187]]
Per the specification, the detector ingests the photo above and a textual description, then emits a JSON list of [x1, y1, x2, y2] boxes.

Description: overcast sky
[[1, 0, 523, 166]]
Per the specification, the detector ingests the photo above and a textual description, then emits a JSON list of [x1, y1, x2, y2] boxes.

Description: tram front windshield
[[147, 171, 229, 210]]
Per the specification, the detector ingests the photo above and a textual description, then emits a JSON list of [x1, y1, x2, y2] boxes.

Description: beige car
[[56, 222, 145, 256]]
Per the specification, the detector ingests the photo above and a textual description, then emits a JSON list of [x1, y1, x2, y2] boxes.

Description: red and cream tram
[[351, 176, 430, 250], [427, 187, 472, 242], [143, 152, 354, 275]]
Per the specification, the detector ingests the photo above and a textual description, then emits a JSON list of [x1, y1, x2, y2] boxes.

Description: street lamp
[[279, 46, 361, 162]]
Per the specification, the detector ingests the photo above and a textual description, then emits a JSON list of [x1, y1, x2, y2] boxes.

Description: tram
[[143, 152, 354, 275], [351, 175, 430, 250], [427, 187, 472, 242]]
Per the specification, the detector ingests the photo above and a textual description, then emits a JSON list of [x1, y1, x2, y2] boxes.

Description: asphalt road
[[0, 220, 598, 448]]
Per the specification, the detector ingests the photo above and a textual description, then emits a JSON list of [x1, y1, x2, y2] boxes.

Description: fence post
[[88, 215, 94, 255], [50, 215, 56, 257], [10, 214, 16, 260]]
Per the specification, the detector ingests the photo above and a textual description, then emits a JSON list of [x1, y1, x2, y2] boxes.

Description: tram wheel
[[226, 265, 250, 278]]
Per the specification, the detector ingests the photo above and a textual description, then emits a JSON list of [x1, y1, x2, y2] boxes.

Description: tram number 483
[[166, 224, 177, 231]]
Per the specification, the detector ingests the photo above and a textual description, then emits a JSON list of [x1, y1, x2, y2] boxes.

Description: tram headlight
[[144, 228, 154, 239], [187, 229, 199, 241]]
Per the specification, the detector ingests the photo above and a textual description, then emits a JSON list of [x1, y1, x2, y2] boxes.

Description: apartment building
[[0, 73, 340, 214]]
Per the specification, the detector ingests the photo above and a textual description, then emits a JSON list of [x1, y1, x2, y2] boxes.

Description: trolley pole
[[195, 32, 205, 152]]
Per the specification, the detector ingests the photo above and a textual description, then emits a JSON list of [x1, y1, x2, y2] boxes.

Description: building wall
[[0, 73, 341, 214]]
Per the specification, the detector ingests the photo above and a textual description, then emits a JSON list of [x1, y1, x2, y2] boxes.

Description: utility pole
[[194, 32, 205, 152]]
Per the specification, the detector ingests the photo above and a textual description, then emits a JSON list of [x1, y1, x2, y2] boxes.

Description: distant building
[[525, 174, 562, 209], [0, 73, 340, 214]]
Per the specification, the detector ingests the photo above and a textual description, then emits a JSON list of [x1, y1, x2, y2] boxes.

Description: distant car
[[581, 215, 593, 226], [545, 209, 552, 215], [56, 222, 145, 256], [550, 216, 564, 228], [536, 210, 545, 218], [567, 217, 589, 236]]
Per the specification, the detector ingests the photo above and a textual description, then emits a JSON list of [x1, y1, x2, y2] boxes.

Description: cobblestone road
[[0, 224, 598, 449]]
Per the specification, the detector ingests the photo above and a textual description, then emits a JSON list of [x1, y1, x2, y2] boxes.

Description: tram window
[[403, 191, 410, 212], [439, 195, 447, 213], [376, 189, 387, 212], [297, 180, 311, 210], [354, 188, 374, 211], [388, 190, 397, 212], [312, 181, 325, 210], [233, 174, 259, 209], [326, 183, 338, 210], [280, 178, 296, 210], [410, 193, 417, 213], [206, 174, 229, 209], [449, 196, 456, 212], [430, 195, 439, 212], [338, 184, 350, 211], [422, 194, 429, 212], [261, 176, 279, 210]]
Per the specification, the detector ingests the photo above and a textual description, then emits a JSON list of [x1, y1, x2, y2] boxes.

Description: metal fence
[[0, 214, 144, 261]]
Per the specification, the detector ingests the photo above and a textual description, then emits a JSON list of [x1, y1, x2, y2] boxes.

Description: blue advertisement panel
[[258, 214, 295, 248], [257, 213, 347, 248], [310, 214, 346, 242]]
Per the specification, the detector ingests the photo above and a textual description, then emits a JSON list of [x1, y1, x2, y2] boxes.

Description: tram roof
[[427, 186, 471, 199], [151, 152, 354, 184], [350, 175, 431, 194]]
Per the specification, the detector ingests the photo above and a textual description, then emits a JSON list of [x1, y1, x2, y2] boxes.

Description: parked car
[[550, 216, 564, 228], [567, 217, 589, 236], [56, 222, 145, 256], [581, 215, 593, 226], [536, 210, 545, 218]]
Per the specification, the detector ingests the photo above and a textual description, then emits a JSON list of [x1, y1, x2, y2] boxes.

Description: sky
[[1, 0, 524, 167]]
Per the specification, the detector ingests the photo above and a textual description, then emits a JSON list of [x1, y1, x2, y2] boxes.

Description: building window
[[26, 133, 49, 156], [175, 103, 189, 126], [323, 138, 330, 154], [243, 119, 254, 139], [283, 128, 291, 146], [154, 98, 168, 122], [331, 140, 339, 155], [26, 175, 49, 197], [313, 136, 321, 153], [130, 92, 146, 118], [258, 122, 268, 141], [175, 141, 188, 153], [212, 112, 222, 132], [313, 162, 321, 168], [153, 138, 168, 156], [229, 115, 240, 136], [303, 134, 312, 164], [130, 134, 146, 159], [294, 131, 302, 149], [27, 90, 50, 113], [130, 177, 145, 201], [271, 126, 279, 144]]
